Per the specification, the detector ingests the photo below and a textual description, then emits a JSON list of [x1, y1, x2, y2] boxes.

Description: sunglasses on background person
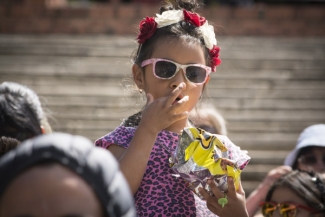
[[260, 202, 319, 217], [298, 155, 325, 166], [141, 58, 212, 84]]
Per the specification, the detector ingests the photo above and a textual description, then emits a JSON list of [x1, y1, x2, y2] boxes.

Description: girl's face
[[139, 38, 207, 116], [268, 186, 314, 217], [297, 147, 325, 175], [0, 164, 104, 217]]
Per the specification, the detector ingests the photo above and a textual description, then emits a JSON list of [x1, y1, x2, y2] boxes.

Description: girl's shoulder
[[95, 112, 142, 149], [95, 126, 136, 149]]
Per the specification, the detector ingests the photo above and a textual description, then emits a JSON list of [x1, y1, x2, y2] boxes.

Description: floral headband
[[136, 9, 221, 72]]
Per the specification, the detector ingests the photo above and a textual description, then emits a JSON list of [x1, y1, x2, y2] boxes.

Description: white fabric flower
[[155, 10, 184, 28], [199, 21, 217, 49], [153, 9, 217, 51]]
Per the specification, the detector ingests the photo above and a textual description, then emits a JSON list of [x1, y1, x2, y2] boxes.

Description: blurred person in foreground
[[0, 132, 136, 217], [259, 170, 325, 217], [0, 81, 52, 156], [247, 124, 325, 217], [0, 136, 20, 158]]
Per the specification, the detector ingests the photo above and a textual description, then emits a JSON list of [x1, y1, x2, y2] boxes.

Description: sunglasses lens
[[262, 203, 276, 217], [279, 203, 297, 217], [185, 66, 207, 83], [155, 61, 177, 79]]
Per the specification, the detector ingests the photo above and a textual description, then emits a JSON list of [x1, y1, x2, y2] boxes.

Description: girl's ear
[[132, 64, 144, 90]]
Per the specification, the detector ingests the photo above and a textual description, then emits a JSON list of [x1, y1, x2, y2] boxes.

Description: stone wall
[[1, 0, 325, 36]]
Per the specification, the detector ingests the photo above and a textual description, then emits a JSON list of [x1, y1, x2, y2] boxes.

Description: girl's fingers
[[166, 82, 186, 106], [207, 180, 223, 199], [226, 176, 237, 198], [173, 111, 189, 121], [206, 201, 219, 215], [143, 83, 188, 126], [199, 188, 220, 214], [231, 177, 245, 197], [171, 95, 189, 113], [208, 177, 239, 199], [237, 180, 245, 196], [198, 187, 210, 200]]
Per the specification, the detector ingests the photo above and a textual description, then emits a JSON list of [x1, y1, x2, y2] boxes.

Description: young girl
[[95, 0, 249, 216], [260, 170, 325, 217]]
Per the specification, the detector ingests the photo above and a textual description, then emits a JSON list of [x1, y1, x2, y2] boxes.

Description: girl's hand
[[140, 82, 189, 134], [263, 165, 291, 187], [199, 177, 249, 217]]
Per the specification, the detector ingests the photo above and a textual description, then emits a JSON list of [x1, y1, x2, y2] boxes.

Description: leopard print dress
[[95, 126, 218, 217]]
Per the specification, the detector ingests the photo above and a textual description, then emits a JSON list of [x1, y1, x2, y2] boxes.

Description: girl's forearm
[[246, 181, 271, 217], [119, 125, 158, 195]]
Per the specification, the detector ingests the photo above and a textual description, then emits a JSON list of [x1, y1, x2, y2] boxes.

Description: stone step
[[41, 97, 325, 111], [241, 164, 279, 181], [0, 90, 320, 110], [1, 81, 324, 100], [1, 43, 324, 60], [1, 56, 325, 77], [1, 35, 324, 47], [3, 73, 325, 89], [217, 140, 296, 151], [47, 106, 325, 121], [246, 150, 289, 165], [242, 181, 263, 197], [0, 35, 324, 59], [51, 116, 318, 133]]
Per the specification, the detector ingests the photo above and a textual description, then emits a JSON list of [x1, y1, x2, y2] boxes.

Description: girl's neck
[[164, 118, 191, 134]]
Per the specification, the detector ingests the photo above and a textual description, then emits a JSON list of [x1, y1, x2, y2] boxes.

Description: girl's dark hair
[[0, 136, 20, 158], [0, 82, 51, 141], [132, 0, 210, 66], [266, 170, 325, 213]]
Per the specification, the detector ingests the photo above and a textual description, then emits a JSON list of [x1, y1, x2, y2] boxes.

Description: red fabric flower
[[209, 45, 221, 72], [137, 17, 157, 44], [183, 10, 206, 27]]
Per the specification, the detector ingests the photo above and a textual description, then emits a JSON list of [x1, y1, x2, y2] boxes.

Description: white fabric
[[284, 124, 325, 166]]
